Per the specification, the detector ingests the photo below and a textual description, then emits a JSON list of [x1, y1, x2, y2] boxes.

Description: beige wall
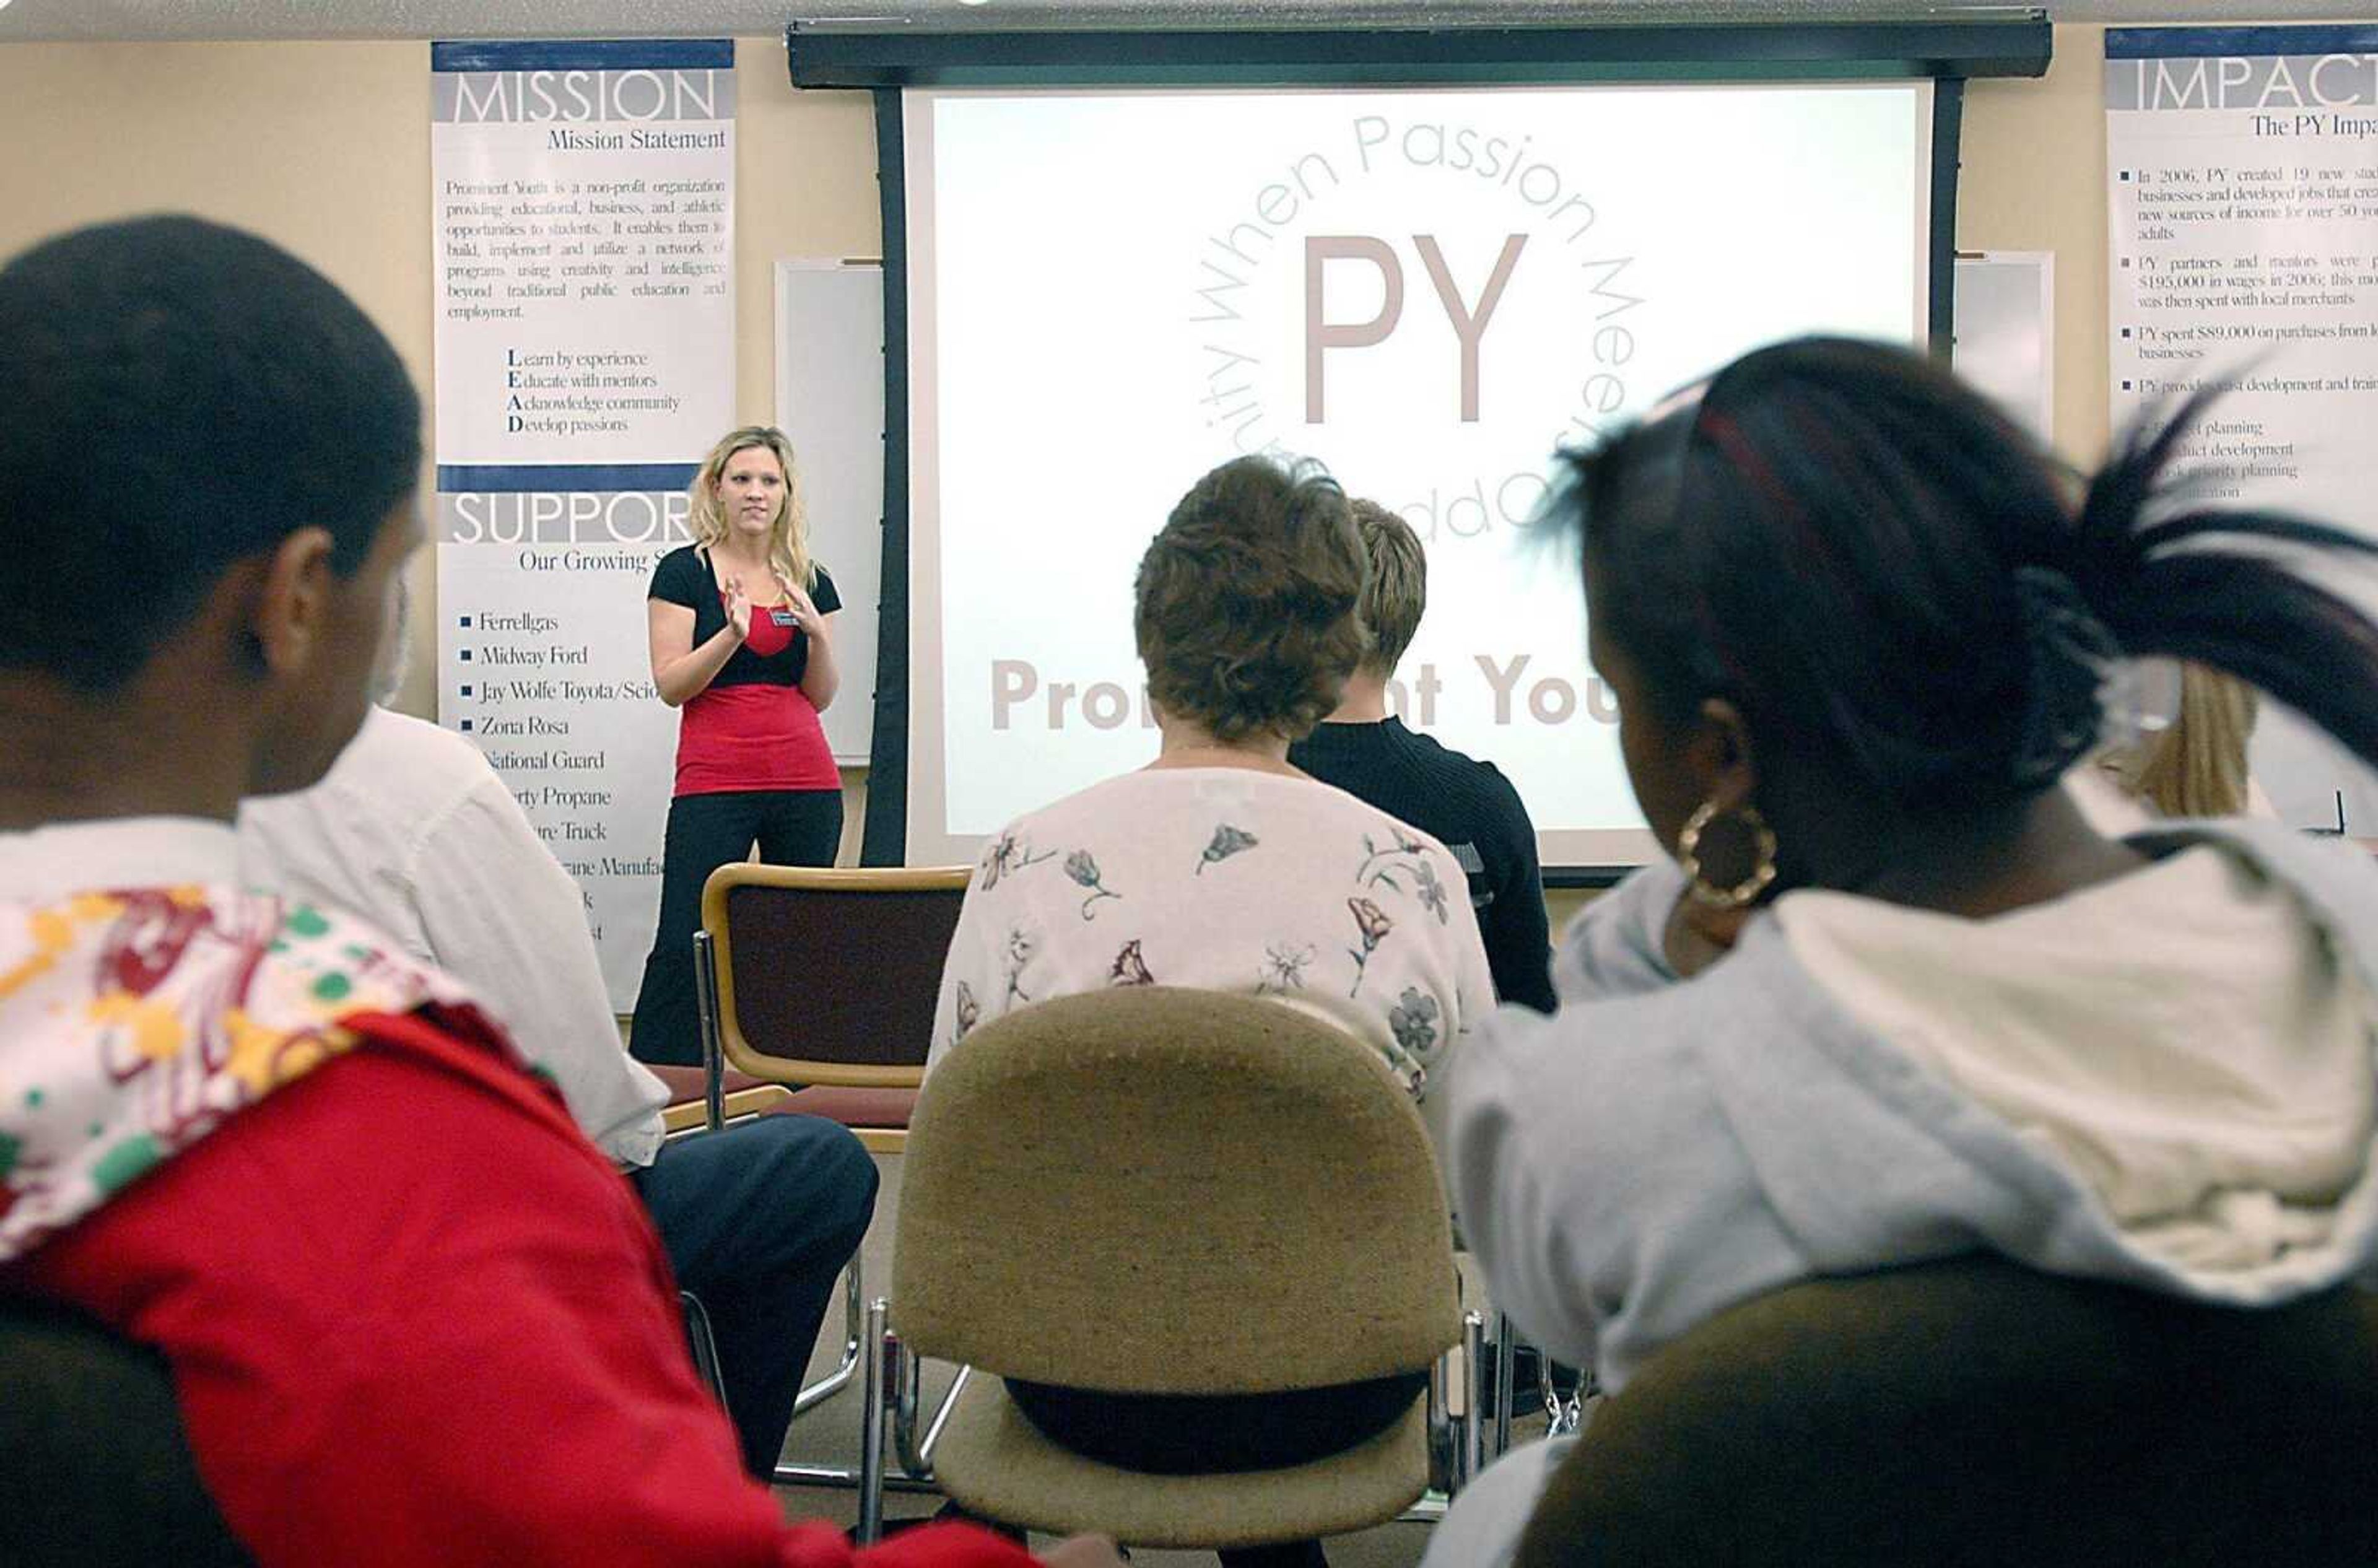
[[0, 28, 2129, 879], [0, 42, 442, 684], [0, 38, 882, 859], [1961, 24, 2116, 467], [0, 43, 435, 393], [727, 41, 881, 861]]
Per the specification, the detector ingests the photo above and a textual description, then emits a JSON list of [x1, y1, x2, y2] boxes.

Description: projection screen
[[900, 81, 1935, 870]]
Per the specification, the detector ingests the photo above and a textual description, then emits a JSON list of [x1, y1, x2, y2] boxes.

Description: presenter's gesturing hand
[[789, 578, 841, 713], [722, 573, 753, 643], [782, 580, 826, 637], [649, 568, 753, 707]]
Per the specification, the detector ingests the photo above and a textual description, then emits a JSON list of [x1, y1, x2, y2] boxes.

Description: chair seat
[[648, 1064, 770, 1104], [648, 1068, 910, 1131], [931, 1381, 1429, 1548], [778, 1085, 914, 1130]]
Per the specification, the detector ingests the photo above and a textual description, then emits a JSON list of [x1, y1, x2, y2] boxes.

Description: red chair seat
[[777, 1086, 915, 1130], [649, 1064, 770, 1105], [650, 1067, 913, 1131]]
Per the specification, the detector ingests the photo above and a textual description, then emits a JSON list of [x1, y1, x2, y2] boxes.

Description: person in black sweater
[[1289, 500, 1557, 1013]]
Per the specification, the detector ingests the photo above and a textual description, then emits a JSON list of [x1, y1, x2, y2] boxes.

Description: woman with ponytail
[[1421, 337, 2378, 1567]]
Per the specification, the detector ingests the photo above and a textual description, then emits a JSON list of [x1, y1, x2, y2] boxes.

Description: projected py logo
[[1185, 111, 1648, 541]]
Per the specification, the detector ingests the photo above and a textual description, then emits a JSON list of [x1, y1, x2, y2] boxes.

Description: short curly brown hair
[[1135, 456, 1367, 744]]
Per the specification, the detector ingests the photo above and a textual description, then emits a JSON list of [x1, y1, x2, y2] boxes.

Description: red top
[[650, 546, 842, 798], [7, 1007, 1031, 1568], [679, 687, 840, 796]]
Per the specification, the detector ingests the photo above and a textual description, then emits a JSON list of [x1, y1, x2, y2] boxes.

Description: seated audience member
[[1289, 500, 1555, 1012], [929, 456, 1494, 1568], [240, 680, 879, 1480], [0, 215, 1115, 1568], [2070, 661, 2273, 832], [1420, 338, 2378, 1567], [930, 456, 1495, 1093]]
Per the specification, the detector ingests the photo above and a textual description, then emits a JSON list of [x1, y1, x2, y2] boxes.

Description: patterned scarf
[[0, 883, 514, 1263]]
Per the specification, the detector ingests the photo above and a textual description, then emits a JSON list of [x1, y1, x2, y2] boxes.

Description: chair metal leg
[[1540, 1347, 1588, 1438], [1458, 1310, 1486, 1493], [770, 1268, 923, 1491], [894, 1353, 969, 1481], [793, 1260, 864, 1418], [771, 1464, 943, 1493], [692, 929, 726, 1134], [681, 1290, 730, 1416], [1409, 1328, 1476, 1519], [919, 1365, 969, 1470], [857, 1297, 890, 1544], [1492, 1309, 1517, 1459], [1426, 1340, 1455, 1493]]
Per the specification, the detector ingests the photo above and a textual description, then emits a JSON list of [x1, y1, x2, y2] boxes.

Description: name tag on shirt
[[768, 608, 798, 628]]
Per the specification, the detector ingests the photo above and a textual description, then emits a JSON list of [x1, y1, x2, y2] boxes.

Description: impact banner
[[2106, 26, 2378, 831], [431, 38, 736, 1008]]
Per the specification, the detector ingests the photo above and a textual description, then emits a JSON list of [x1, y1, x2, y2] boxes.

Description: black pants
[[630, 788, 843, 1066], [631, 1115, 879, 1476], [1003, 1372, 1429, 1567]]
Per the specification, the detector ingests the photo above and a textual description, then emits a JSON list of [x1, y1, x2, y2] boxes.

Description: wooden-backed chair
[[860, 985, 1480, 1551], [694, 863, 971, 1154], [681, 862, 970, 1485], [1513, 1255, 2378, 1567], [651, 1062, 791, 1136]]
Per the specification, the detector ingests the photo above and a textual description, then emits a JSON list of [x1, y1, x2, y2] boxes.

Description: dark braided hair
[[1559, 336, 2378, 814]]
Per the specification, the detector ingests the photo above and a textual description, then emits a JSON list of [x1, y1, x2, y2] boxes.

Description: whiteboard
[[775, 259, 884, 764], [1952, 251, 2053, 443]]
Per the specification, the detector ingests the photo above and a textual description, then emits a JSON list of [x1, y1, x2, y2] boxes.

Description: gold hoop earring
[[1677, 801, 1778, 910]]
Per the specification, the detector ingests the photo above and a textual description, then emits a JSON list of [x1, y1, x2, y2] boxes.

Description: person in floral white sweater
[[930, 455, 1493, 1097], [927, 455, 1492, 1568]]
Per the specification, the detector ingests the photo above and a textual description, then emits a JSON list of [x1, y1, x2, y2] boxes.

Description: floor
[[762, 1149, 1551, 1566]]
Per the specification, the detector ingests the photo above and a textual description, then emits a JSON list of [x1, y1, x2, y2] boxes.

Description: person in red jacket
[[0, 215, 1117, 1568]]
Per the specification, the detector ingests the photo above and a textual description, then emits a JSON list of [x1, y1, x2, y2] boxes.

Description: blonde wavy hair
[[688, 425, 814, 591], [2104, 663, 2259, 817]]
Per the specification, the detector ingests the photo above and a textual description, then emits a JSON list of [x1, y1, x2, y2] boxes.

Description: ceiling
[[1, 0, 2372, 44]]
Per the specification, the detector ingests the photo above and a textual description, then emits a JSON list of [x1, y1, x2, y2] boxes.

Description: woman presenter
[[631, 427, 842, 1065]]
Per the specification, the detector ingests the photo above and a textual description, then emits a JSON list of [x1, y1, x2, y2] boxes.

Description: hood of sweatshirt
[[1773, 838, 2376, 1274]]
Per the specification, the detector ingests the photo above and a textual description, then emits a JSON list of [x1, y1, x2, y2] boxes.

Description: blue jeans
[[632, 1114, 879, 1476]]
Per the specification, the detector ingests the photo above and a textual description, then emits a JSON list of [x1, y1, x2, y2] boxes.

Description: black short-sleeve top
[[648, 546, 841, 689], [647, 545, 843, 796]]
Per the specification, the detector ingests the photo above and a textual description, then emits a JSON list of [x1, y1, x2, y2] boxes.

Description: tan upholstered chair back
[[1515, 1256, 2378, 1568], [701, 864, 969, 1087], [893, 986, 1461, 1393]]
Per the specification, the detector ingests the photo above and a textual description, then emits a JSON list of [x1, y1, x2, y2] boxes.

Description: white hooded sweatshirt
[[1422, 820, 2378, 1568]]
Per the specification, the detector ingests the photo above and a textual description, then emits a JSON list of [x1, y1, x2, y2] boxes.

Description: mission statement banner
[[431, 38, 736, 1008]]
